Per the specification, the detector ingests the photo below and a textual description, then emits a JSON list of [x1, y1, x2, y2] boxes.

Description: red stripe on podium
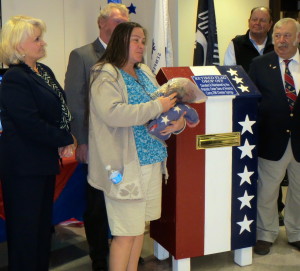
[[151, 67, 206, 258]]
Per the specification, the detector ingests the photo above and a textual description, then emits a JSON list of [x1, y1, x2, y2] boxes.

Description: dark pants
[[82, 164, 109, 271], [1, 174, 55, 271]]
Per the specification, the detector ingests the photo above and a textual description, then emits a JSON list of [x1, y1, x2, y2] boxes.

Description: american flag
[[193, 0, 220, 66], [151, 66, 260, 258], [107, 0, 122, 3], [148, 103, 199, 141]]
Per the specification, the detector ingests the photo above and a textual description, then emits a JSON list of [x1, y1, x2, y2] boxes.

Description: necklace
[[120, 68, 155, 101], [33, 66, 39, 74], [25, 62, 39, 74], [135, 78, 155, 101]]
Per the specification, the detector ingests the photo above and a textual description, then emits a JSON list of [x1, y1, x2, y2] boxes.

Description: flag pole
[[151, 0, 174, 75]]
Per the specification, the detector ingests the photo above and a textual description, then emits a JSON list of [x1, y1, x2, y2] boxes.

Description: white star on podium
[[238, 85, 249, 93], [238, 190, 254, 210], [238, 139, 255, 159], [173, 106, 182, 113], [161, 116, 170, 125], [238, 165, 254, 186], [227, 68, 238, 76], [232, 76, 244, 84], [238, 115, 256, 135], [237, 215, 254, 234]]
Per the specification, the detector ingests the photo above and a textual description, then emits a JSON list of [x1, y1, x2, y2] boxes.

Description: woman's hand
[[157, 92, 177, 113], [58, 134, 78, 158], [71, 134, 78, 149], [58, 144, 76, 158], [160, 112, 187, 136]]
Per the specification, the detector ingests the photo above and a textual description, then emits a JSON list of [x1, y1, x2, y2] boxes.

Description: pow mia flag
[[193, 0, 220, 66]]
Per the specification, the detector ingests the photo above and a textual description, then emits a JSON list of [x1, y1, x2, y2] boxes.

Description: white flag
[[151, 0, 173, 75]]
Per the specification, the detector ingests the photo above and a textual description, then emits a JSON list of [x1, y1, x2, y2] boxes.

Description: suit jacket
[[0, 63, 73, 176], [64, 38, 105, 145], [248, 50, 300, 162]]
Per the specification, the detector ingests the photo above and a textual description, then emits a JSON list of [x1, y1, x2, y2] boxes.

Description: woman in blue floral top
[[88, 22, 185, 270]]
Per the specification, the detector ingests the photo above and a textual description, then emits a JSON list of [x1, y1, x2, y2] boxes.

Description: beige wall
[[1, 0, 269, 85], [1, 0, 66, 84]]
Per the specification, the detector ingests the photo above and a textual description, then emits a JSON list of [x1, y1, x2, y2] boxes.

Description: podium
[[150, 66, 261, 270]]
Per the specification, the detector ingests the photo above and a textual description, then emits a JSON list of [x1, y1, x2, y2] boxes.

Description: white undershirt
[[99, 37, 107, 49]]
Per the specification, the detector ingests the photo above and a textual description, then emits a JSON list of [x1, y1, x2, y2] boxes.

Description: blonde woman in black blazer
[[0, 16, 76, 271]]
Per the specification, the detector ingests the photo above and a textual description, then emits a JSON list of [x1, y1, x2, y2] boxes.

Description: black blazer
[[0, 63, 73, 176], [249, 50, 300, 162]]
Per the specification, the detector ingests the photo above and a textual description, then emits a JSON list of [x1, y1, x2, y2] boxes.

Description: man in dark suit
[[249, 18, 300, 255], [64, 3, 129, 271]]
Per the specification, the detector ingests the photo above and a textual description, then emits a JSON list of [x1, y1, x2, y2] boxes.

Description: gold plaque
[[196, 132, 241, 149]]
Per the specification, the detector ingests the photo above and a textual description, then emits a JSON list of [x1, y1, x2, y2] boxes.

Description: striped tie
[[284, 59, 297, 111]]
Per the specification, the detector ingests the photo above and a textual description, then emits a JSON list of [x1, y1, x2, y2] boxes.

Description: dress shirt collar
[[278, 49, 300, 65], [98, 37, 107, 49]]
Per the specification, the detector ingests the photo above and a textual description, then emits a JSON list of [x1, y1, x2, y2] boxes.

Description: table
[[0, 157, 87, 242]]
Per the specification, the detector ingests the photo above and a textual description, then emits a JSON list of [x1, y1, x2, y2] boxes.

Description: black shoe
[[92, 262, 108, 271], [279, 212, 284, 226], [288, 241, 300, 250], [253, 240, 272, 255]]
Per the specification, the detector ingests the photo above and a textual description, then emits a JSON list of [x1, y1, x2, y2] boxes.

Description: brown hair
[[97, 21, 146, 69]]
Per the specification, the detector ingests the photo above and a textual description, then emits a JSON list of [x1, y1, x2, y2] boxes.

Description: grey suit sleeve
[[65, 50, 89, 145]]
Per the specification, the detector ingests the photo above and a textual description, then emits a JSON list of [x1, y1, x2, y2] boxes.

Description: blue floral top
[[120, 68, 167, 166]]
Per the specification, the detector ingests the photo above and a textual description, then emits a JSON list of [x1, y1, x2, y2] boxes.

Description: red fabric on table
[[0, 156, 78, 220], [54, 156, 78, 201]]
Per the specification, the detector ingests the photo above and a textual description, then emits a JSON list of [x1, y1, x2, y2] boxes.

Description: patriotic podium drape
[[151, 66, 260, 258]]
